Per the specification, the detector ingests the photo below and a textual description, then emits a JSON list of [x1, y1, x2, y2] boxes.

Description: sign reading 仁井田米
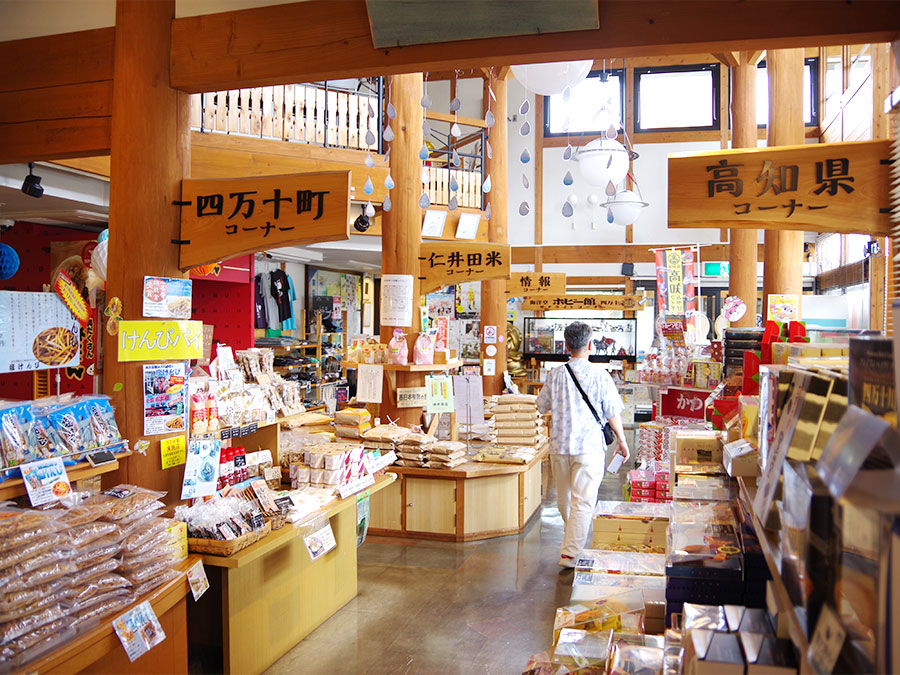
[[118, 320, 203, 362], [667, 139, 891, 236], [177, 172, 351, 270], [418, 242, 510, 294]]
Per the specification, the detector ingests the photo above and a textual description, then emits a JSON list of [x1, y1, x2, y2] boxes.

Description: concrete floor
[[264, 468, 628, 675]]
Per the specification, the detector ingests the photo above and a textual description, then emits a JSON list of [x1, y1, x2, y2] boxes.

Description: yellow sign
[[160, 435, 187, 470], [419, 242, 510, 294], [522, 295, 644, 311], [118, 320, 203, 362], [178, 171, 351, 270], [766, 294, 800, 322], [505, 272, 566, 297], [668, 139, 892, 236]]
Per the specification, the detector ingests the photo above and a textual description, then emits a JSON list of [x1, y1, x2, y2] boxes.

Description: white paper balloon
[[575, 137, 630, 189], [510, 60, 592, 96], [605, 189, 647, 227], [567, 194, 579, 206], [587, 193, 599, 206], [91, 239, 109, 281]]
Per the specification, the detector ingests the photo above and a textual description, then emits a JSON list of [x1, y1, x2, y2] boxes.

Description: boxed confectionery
[[723, 438, 758, 477], [670, 430, 723, 476], [592, 501, 668, 552], [571, 573, 667, 604], [551, 628, 613, 670], [574, 551, 666, 577], [552, 589, 645, 643]]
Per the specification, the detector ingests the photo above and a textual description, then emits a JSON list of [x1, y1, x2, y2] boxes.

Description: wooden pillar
[[481, 69, 509, 395], [762, 48, 805, 320], [729, 53, 760, 327], [379, 73, 423, 426], [869, 42, 892, 332], [104, 0, 189, 498]]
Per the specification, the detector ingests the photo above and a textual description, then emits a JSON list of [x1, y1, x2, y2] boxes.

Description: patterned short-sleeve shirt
[[535, 358, 625, 456]]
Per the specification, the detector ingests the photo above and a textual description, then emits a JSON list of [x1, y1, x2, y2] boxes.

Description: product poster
[[425, 374, 455, 413], [380, 274, 414, 326], [181, 438, 221, 500], [356, 363, 384, 404], [426, 290, 455, 318], [459, 320, 481, 363], [0, 291, 81, 373], [654, 248, 698, 324], [434, 317, 449, 351], [20, 457, 71, 507], [142, 363, 188, 436], [767, 294, 800, 322], [304, 521, 337, 561], [112, 601, 166, 663], [454, 282, 480, 319], [142, 276, 193, 319], [356, 493, 370, 548]]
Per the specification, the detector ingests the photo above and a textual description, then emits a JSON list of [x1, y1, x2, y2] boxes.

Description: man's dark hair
[[564, 321, 592, 351]]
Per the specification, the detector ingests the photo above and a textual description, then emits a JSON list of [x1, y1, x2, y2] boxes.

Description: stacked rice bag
[[395, 433, 436, 467], [421, 440, 467, 469], [361, 425, 410, 455], [333, 408, 372, 440], [490, 394, 547, 450]]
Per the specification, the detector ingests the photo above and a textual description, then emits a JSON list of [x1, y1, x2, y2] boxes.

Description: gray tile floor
[[264, 468, 628, 675]]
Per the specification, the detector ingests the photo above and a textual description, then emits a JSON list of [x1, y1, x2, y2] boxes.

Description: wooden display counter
[[28, 556, 198, 674], [369, 447, 548, 542], [188, 474, 396, 675]]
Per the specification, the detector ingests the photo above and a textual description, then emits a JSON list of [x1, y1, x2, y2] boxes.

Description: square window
[[544, 70, 625, 137], [635, 64, 720, 131]]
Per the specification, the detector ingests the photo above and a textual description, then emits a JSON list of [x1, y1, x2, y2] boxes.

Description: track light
[[21, 163, 43, 198], [353, 212, 371, 232]]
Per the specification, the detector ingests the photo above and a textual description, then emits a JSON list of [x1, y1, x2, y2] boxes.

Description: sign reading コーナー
[[418, 242, 510, 294], [505, 273, 566, 297], [522, 295, 644, 311], [177, 172, 351, 270], [667, 139, 892, 236]]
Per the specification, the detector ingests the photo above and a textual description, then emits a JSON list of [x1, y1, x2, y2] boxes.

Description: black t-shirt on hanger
[[270, 269, 293, 323]]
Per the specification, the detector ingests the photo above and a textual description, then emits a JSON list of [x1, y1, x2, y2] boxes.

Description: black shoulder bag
[[565, 363, 616, 446]]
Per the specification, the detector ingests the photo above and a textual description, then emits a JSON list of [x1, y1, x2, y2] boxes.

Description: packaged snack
[[0, 533, 66, 574], [552, 628, 613, 668], [413, 333, 434, 365], [0, 403, 37, 466], [190, 393, 208, 435], [0, 510, 62, 554], [131, 568, 181, 598], [553, 590, 645, 643], [0, 605, 67, 647], [67, 573, 131, 606], [69, 595, 132, 633], [119, 518, 169, 553], [66, 587, 131, 614], [117, 548, 174, 573], [67, 520, 118, 548], [4, 561, 73, 593], [0, 581, 62, 616], [47, 402, 88, 456], [85, 485, 166, 522], [84, 396, 122, 448], [121, 558, 174, 585], [387, 329, 408, 365], [0, 547, 72, 587], [334, 408, 372, 426], [72, 533, 122, 570], [206, 393, 220, 431], [30, 407, 64, 459], [68, 558, 119, 588], [607, 644, 664, 675], [0, 618, 73, 664]]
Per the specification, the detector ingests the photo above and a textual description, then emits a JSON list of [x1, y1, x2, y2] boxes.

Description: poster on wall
[[381, 274, 414, 327], [0, 291, 81, 374], [426, 291, 455, 318], [767, 294, 800, 323], [142, 277, 192, 319], [455, 282, 480, 319], [181, 438, 221, 500], [142, 362, 188, 436], [459, 320, 481, 363]]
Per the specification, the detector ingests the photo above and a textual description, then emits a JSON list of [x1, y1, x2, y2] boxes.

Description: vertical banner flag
[[654, 247, 699, 340]]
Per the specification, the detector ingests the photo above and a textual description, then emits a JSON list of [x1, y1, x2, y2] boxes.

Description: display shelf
[[341, 359, 463, 372], [26, 556, 197, 674], [191, 411, 305, 441], [737, 477, 812, 674], [0, 450, 132, 501], [198, 473, 396, 569]]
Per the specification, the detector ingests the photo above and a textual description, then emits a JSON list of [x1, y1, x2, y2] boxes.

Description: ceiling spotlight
[[353, 213, 370, 232], [21, 163, 43, 198]]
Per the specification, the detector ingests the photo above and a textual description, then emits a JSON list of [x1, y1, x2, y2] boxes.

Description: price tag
[[160, 435, 187, 470], [363, 450, 397, 475], [356, 492, 370, 547], [220, 428, 233, 441], [186, 560, 209, 601], [112, 601, 166, 662], [338, 473, 375, 500], [303, 521, 336, 561], [20, 457, 71, 507], [263, 466, 282, 484], [266, 410, 276, 424]]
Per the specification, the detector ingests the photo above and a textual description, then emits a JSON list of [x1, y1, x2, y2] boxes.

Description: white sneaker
[[558, 555, 576, 569]]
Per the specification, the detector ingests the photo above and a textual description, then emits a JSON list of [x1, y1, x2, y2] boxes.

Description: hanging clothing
[[270, 269, 293, 324], [254, 274, 269, 329], [259, 271, 280, 330], [281, 274, 297, 331]]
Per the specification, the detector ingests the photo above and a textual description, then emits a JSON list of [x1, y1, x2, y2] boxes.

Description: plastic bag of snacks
[[84, 485, 166, 523], [0, 403, 37, 467], [387, 329, 408, 365], [83, 396, 122, 448], [0, 509, 63, 554], [413, 333, 434, 365]]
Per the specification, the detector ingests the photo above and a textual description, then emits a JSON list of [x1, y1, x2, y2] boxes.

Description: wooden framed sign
[[177, 171, 351, 269], [523, 295, 644, 311], [668, 139, 892, 236], [418, 242, 510, 294], [506, 273, 566, 297]]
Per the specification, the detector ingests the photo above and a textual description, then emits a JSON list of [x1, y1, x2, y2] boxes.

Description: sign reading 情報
[[177, 172, 351, 270], [522, 295, 644, 311], [418, 242, 510, 294], [118, 320, 203, 362], [668, 139, 892, 236], [505, 273, 566, 297]]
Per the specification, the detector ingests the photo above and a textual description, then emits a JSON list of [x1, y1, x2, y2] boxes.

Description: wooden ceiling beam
[[170, 1, 900, 92], [712, 51, 740, 68], [512, 244, 765, 265]]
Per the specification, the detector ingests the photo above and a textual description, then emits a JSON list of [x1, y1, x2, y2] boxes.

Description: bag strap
[[565, 363, 603, 426]]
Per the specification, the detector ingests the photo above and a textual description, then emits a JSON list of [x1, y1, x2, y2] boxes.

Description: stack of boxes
[[289, 441, 366, 491], [628, 464, 672, 503], [491, 394, 548, 450], [333, 408, 373, 440], [395, 433, 436, 467], [591, 501, 668, 555]]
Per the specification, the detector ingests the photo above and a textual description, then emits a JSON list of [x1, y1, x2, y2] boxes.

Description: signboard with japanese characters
[[418, 242, 510, 294], [118, 320, 203, 362], [177, 172, 351, 269], [668, 139, 891, 236], [660, 387, 708, 421], [522, 295, 644, 312], [505, 273, 566, 297]]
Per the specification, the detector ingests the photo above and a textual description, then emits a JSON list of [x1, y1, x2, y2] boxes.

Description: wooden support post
[[729, 52, 760, 327], [762, 48, 805, 320], [103, 0, 190, 500], [378, 73, 423, 427], [481, 69, 509, 395]]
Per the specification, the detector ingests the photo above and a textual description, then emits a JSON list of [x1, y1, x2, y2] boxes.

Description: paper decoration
[[380, 274, 414, 326]]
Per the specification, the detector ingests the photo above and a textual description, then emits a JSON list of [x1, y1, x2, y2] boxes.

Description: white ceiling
[[0, 163, 109, 227]]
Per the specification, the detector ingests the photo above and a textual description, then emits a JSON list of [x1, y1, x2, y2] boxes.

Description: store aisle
[[265, 470, 627, 675]]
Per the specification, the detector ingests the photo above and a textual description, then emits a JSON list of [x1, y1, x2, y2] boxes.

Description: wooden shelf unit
[[0, 451, 132, 501], [340, 359, 463, 372]]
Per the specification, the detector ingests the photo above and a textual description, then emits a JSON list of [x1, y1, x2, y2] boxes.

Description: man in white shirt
[[536, 321, 630, 568]]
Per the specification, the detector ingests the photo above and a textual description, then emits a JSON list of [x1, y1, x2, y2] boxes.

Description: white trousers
[[551, 453, 605, 559]]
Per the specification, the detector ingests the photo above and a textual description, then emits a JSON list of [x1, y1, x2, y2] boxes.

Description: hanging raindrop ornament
[[607, 209, 615, 224], [563, 144, 574, 161], [484, 203, 492, 220], [364, 153, 375, 168], [448, 195, 458, 211], [606, 123, 618, 139], [420, 90, 432, 109], [384, 174, 395, 190], [606, 181, 617, 196], [450, 97, 461, 112], [387, 102, 397, 119], [419, 193, 431, 209], [365, 129, 376, 146], [450, 122, 461, 138], [518, 201, 530, 216], [522, 174, 529, 189], [563, 171, 574, 187], [485, 110, 495, 128], [423, 120, 432, 137], [365, 201, 375, 218], [363, 177, 374, 195], [383, 193, 392, 212], [519, 99, 530, 115], [482, 175, 492, 194], [562, 202, 574, 218], [382, 124, 394, 142], [451, 149, 461, 166], [449, 175, 459, 192], [519, 120, 531, 136], [485, 139, 493, 160], [419, 144, 430, 161], [561, 117, 571, 133], [562, 86, 572, 102], [520, 148, 531, 164]]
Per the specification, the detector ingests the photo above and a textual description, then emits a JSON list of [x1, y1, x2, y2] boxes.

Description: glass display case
[[523, 318, 637, 362]]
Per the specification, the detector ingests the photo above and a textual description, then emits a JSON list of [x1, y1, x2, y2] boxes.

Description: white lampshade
[[575, 138, 630, 189], [603, 189, 648, 227], [510, 60, 593, 96]]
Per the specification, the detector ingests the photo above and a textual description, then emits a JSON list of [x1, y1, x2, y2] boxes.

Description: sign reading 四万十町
[[177, 172, 351, 270], [668, 139, 891, 236]]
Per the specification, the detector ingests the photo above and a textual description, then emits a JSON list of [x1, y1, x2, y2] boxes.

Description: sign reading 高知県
[[418, 242, 510, 294], [177, 172, 351, 270], [668, 139, 891, 236]]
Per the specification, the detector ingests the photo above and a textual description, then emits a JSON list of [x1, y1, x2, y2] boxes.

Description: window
[[843, 233, 871, 265], [817, 233, 841, 275], [543, 69, 625, 137], [634, 64, 720, 131], [755, 57, 819, 126]]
